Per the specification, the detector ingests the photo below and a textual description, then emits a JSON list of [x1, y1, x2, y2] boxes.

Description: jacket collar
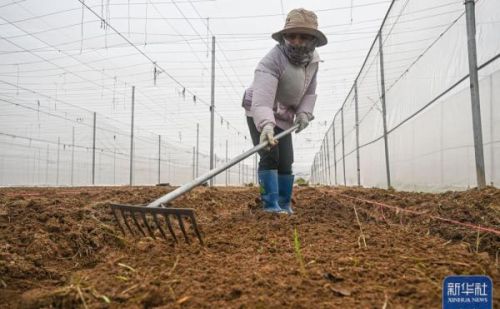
[[310, 50, 321, 64]]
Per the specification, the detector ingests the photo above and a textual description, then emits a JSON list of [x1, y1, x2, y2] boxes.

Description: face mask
[[281, 38, 317, 66]]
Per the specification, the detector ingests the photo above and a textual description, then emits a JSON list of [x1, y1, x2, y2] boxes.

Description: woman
[[242, 8, 327, 214]]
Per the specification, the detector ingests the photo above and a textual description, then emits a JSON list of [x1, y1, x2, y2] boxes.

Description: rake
[[111, 124, 299, 245]]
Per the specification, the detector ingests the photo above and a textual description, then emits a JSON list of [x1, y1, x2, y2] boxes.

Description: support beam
[[464, 0, 486, 188]]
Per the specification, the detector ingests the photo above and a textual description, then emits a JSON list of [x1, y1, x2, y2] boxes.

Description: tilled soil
[[0, 185, 498, 308]]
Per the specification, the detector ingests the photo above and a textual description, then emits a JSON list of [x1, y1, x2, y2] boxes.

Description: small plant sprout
[[293, 227, 307, 276]]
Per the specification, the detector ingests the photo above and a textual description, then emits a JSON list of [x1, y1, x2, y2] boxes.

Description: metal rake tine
[[140, 212, 156, 239], [111, 206, 126, 235], [176, 214, 190, 244], [121, 209, 136, 236], [130, 211, 146, 237], [162, 214, 178, 243], [188, 213, 204, 245], [152, 213, 169, 241]]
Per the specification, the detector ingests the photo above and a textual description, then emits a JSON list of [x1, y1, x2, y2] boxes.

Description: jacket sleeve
[[250, 48, 283, 132], [296, 66, 318, 120]]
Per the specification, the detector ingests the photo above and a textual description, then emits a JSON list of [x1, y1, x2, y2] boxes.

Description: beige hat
[[272, 8, 328, 47]]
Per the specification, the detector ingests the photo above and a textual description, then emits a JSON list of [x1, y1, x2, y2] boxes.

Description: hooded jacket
[[242, 44, 320, 132]]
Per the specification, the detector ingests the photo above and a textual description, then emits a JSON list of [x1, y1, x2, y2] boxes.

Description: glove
[[295, 113, 309, 133], [260, 124, 278, 151]]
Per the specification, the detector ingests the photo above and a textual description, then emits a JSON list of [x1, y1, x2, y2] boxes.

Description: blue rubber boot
[[258, 170, 285, 213], [278, 174, 294, 214]]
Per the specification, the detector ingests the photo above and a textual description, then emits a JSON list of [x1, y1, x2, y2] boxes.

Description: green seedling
[[293, 227, 307, 276]]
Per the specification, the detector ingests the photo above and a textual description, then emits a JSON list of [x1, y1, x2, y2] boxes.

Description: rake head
[[110, 203, 203, 245]]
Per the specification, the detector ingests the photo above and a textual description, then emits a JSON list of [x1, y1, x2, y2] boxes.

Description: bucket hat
[[272, 8, 328, 47]]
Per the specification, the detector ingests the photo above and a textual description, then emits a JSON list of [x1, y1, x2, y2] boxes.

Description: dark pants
[[247, 117, 293, 174]]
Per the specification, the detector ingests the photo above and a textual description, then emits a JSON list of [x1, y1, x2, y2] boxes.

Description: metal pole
[[71, 127, 75, 186], [378, 31, 392, 188], [325, 143, 329, 184], [158, 135, 161, 184], [129, 86, 135, 186], [322, 141, 327, 185], [317, 149, 320, 184], [333, 121, 337, 185], [325, 131, 331, 185], [192, 146, 196, 180], [318, 155, 321, 184], [464, 0, 486, 188], [316, 155, 319, 184], [313, 153, 317, 184], [440, 102, 444, 185], [319, 147, 323, 184], [227, 157, 232, 185], [92, 112, 96, 185], [311, 158, 314, 184], [214, 154, 217, 184], [354, 81, 361, 186], [341, 108, 346, 186], [324, 142, 328, 184], [225, 139, 228, 186], [490, 75, 494, 186], [319, 153, 321, 184], [56, 137, 60, 185], [196, 123, 199, 177], [320, 145, 324, 184], [313, 155, 317, 184], [318, 151, 321, 184], [209, 36, 215, 186], [316, 155, 319, 185]]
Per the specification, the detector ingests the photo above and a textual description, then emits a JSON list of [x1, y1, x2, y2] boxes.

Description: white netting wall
[[0, 1, 258, 187], [312, 0, 500, 191], [0, 88, 256, 186]]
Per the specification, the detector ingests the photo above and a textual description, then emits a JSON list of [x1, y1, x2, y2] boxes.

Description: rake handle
[[147, 124, 299, 208]]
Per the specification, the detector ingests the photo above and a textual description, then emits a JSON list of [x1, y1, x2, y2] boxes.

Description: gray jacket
[[242, 45, 320, 132]]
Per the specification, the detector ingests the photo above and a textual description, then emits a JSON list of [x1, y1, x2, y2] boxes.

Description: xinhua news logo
[[443, 275, 493, 309]]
